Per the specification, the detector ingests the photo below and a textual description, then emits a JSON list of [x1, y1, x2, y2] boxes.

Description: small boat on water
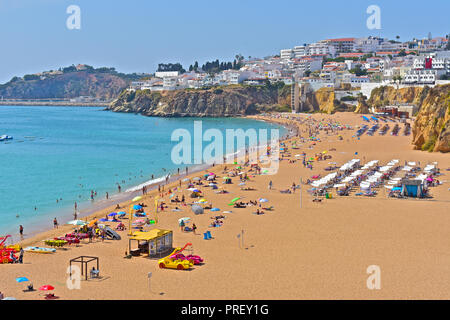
[[0, 135, 13, 141], [23, 246, 56, 254]]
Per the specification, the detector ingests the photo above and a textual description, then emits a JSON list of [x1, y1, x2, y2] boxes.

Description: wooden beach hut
[[128, 229, 173, 258]]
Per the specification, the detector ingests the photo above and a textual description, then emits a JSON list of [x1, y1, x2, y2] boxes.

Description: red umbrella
[[39, 285, 54, 291]]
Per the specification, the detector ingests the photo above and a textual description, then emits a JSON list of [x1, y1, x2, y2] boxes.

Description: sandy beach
[[2, 112, 449, 300]]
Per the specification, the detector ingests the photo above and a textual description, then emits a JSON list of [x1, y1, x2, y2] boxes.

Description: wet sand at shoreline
[[2, 112, 450, 300]]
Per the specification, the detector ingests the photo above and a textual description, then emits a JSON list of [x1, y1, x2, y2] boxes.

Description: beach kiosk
[[401, 179, 424, 198], [128, 229, 173, 258]]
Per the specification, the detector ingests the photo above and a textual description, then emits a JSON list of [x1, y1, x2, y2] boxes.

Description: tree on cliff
[[157, 63, 185, 73]]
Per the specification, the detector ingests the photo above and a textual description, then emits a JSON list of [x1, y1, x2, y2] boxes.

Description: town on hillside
[[129, 34, 450, 117]]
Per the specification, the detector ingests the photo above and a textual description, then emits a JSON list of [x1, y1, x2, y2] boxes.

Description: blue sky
[[0, 0, 448, 83]]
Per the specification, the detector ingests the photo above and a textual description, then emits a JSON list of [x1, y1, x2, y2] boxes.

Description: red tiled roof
[[328, 38, 356, 42]]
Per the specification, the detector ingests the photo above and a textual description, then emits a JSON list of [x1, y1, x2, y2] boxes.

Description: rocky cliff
[[366, 84, 449, 153], [354, 94, 370, 114], [411, 84, 450, 153], [107, 85, 291, 117], [368, 85, 431, 108], [297, 86, 353, 113]]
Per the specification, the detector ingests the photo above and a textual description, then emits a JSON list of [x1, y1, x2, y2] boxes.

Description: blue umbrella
[[392, 187, 402, 191], [108, 212, 117, 217], [211, 208, 220, 211], [118, 211, 126, 215], [99, 218, 109, 222], [16, 277, 29, 283], [133, 205, 142, 210]]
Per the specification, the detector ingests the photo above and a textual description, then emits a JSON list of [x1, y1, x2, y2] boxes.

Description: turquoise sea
[[0, 106, 285, 239]]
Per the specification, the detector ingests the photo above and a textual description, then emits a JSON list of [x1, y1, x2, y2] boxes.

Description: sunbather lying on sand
[[234, 202, 246, 208], [280, 189, 292, 194]]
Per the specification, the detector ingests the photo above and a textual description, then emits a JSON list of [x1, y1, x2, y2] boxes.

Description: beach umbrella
[[206, 175, 215, 181], [88, 219, 98, 227], [99, 218, 109, 222], [211, 208, 220, 212], [198, 199, 207, 203], [191, 205, 204, 215], [108, 212, 117, 217], [259, 198, 268, 203], [230, 197, 240, 203], [193, 177, 201, 181], [39, 285, 54, 291], [67, 220, 87, 226], [182, 178, 189, 182], [222, 176, 230, 179], [178, 217, 191, 224], [134, 219, 145, 224], [118, 211, 126, 215], [238, 182, 246, 186], [15, 277, 29, 283], [208, 172, 215, 175], [133, 204, 142, 210], [132, 196, 142, 202]]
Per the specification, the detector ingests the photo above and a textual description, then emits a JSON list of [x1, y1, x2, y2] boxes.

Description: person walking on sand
[[268, 180, 273, 190], [180, 219, 185, 232], [18, 247, 24, 264], [53, 218, 58, 229], [192, 223, 197, 234]]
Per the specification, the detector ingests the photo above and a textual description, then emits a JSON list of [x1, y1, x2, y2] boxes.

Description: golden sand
[[1, 112, 449, 300]]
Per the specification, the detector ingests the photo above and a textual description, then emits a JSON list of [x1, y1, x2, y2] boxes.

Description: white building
[[403, 69, 436, 84], [280, 49, 294, 60], [155, 71, 179, 78], [326, 38, 355, 54], [293, 46, 307, 58], [163, 77, 177, 89], [354, 36, 385, 53], [308, 41, 336, 57]]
